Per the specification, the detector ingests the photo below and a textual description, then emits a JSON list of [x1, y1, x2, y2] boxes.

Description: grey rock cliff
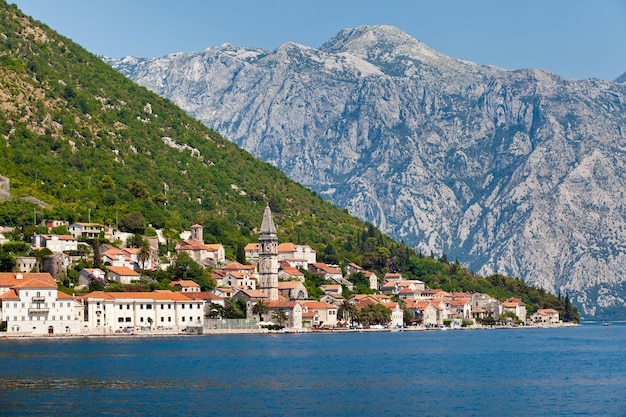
[[107, 25, 626, 318]]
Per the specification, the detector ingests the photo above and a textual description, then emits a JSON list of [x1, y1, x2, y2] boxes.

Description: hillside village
[[0, 205, 563, 336]]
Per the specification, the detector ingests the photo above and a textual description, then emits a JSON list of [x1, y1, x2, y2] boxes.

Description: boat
[[602, 322, 612, 326]]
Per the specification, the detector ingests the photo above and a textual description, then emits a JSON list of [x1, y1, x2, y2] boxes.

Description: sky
[[10, 0, 626, 81]]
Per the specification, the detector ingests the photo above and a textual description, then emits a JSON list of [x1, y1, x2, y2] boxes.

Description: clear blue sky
[[11, 0, 626, 81]]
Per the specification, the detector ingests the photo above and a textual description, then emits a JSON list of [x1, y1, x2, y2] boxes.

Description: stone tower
[[191, 223, 203, 242], [257, 205, 279, 301]]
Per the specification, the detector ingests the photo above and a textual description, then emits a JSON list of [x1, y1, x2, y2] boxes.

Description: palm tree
[[137, 239, 152, 270], [205, 302, 224, 319], [252, 300, 269, 322], [271, 308, 288, 327], [338, 300, 358, 325]]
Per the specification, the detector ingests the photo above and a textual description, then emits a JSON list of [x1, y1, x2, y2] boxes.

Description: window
[[146, 304, 152, 310], [168, 317, 171, 322], [127, 305, 130, 310], [161, 304, 164, 309], [140, 317, 144, 322], [140, 304, 144, 309], [182, 317, 185, 322], [160, 317, 164, 322], [118, 318, 124, 323], [168, 304, 171, 309], [125, 317, 131, 322], [120, 305, 123, 310], [67, 302, 71, 308], [182, 304, 185, 309]]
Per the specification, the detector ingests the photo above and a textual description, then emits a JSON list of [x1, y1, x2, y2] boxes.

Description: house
[[46, 219, 68, 231], [101, 247, 137, 270], [222, 261, 257, 276], [503, 297, 527, 322], [382, 280, 424, 295], [32, 234, 78, 252], [169, 280, 201, 293], [244, 243, 259, 261], [213, 287, 236, 298], [175, 240, 226, 267], [308, 263, 353, 290], [221, 271, 256, 290], [383, 272, 403, 282], [278, 261, 305, 282], [68, 222, 105, 239], [15, 256, 38, 273], [405, 299, 443, 327], [449, 298, 472, 319], [266, 300, 303, 329], [0, 272, 81, 335], [471, 293, 503, 319], [277, 243, 316, 268], [345, 263, 379, 290], [277, 281, 308, 300], [80, 290, 204, 332], [300, 301, 338, 328], [531, 308, 560, 324], [78, 268, 106, 287], [106, 265, 141, 285], [320, 284, 342, 295], [320, 293, 345, 306], [363, 271, 379, 290]]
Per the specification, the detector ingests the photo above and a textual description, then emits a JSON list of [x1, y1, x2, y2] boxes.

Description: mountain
[[107, 25, 626, 319], [616, 72, 626, 83], [0, 3, 579, 318], [0, 2, 375, 260]]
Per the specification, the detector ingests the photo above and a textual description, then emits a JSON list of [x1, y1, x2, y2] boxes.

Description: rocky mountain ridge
[[107, 25, 626, 318]]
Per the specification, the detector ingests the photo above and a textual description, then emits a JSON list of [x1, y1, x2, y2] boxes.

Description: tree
[[271, 309, 288, 326], [167, 252, 215, 291], [88, 279, 105, 292], [126, 233, 145, 248], [205, 302, 224, 319], [223, 298, 245, 319], [252, 300, 269, 322], [99, 175, 115, 190], [119, 211, 145, 234], [338, 300, 358, 325], [128, 180, 149, 199], [138, 240, 152, 271], [236, 243, 246, 264]]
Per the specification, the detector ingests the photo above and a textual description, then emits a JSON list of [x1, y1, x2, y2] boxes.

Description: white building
[[80, 290, 204, 333], [32, 234, 79, 252], [0, 272, 81, 335], [277, 243, 316, 268]]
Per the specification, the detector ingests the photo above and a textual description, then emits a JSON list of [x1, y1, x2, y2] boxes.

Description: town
[[0, 206, 562, 337]]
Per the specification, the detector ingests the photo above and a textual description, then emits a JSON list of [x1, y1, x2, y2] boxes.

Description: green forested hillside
[[0, 1, 577, 319]]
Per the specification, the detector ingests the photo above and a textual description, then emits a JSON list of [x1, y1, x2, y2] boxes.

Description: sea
[[1, 322, 625, 417]]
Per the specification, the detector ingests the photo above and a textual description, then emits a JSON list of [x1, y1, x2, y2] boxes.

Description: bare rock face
[[107, 25, 626, 319], [0, 176, 10, 200]]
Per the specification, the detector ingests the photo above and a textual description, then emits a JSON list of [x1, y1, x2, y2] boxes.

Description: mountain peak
[[321, 25, 440, 60], [616, 71, 626, 83]]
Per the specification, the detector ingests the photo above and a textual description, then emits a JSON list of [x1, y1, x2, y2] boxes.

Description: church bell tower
[[257, 205, 279, 301]]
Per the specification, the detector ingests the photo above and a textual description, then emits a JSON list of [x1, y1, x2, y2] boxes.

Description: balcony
[[32, 296, 46, 302], [29, 307, 49, 314]]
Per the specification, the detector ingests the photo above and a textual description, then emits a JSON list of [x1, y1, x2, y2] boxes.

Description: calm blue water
[[1, 323, 625, 416]]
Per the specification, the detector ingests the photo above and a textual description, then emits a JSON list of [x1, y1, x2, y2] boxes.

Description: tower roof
[[260, 205, 276, 234]]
